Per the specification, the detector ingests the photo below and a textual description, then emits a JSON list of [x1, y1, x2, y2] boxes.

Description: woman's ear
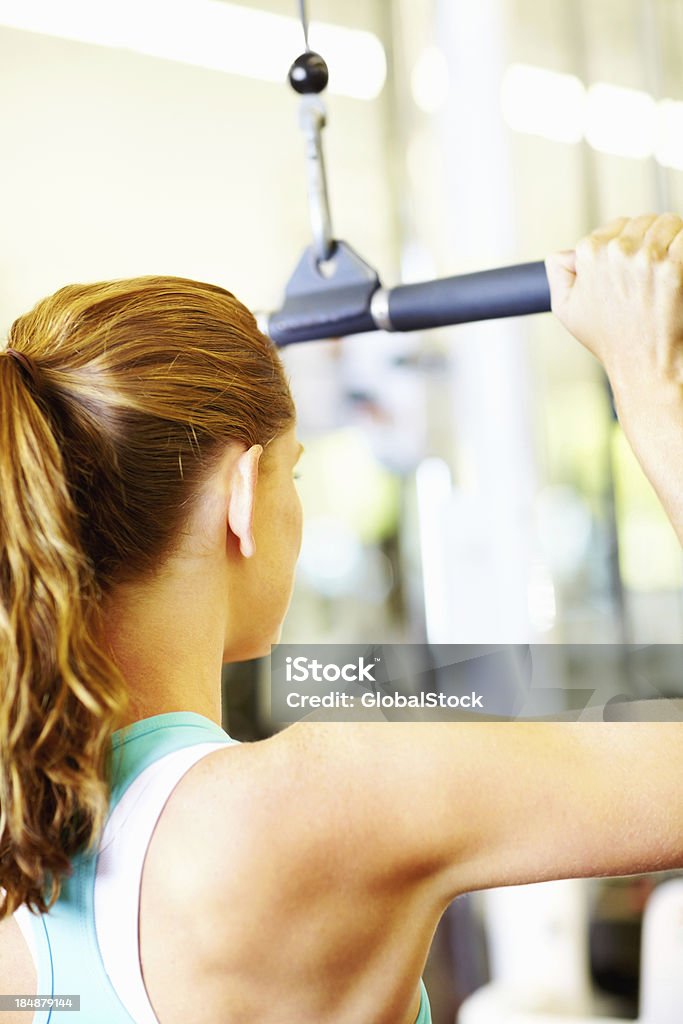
[[227, 444, 263, 557]]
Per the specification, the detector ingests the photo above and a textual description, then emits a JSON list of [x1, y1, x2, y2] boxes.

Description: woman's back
[[1, 713, 432, 1024]]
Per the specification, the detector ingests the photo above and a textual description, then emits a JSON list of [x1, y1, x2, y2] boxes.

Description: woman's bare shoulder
[[143, 721, 392, 911]]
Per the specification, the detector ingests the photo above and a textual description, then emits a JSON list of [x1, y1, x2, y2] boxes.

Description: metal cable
[[298, 0, 310, 50]]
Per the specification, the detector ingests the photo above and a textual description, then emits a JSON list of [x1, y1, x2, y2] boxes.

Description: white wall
[[0, 2, 397, 329]]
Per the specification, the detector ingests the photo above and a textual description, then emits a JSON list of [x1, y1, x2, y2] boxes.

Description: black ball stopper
[[288, 52, 329, 94]]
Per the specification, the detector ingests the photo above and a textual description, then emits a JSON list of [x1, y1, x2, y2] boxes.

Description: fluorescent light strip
[[585, 82, 657, 159], [501, 62, 683, 167], [411, 46, 450, 113], [656, 99, 683, 170], [0, 0, 386, 100], [501, 64, 585, 143]]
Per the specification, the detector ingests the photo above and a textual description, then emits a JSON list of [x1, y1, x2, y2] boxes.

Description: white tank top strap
[[12, 901, 38, 965], [94, 740, 231, 1024]]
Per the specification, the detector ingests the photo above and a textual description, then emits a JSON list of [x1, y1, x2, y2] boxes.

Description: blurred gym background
[[1, 1, 682, 1021]]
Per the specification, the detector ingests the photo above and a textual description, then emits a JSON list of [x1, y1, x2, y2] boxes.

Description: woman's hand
[[545, 213, 683, 390], [545, 213, 683, 543]]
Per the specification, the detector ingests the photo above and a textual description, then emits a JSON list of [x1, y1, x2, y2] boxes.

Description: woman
[[0, 213, 682, 1024]]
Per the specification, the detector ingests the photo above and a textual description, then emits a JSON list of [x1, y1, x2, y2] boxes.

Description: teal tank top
[[19, 711, 432, 1024]]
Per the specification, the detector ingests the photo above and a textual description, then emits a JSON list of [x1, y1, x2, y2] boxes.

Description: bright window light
[[411, 46, 450, 114], [656, 98, 683, 170], [585, 82, 657, 159], [527, 562, 556, 634], [501, 64, 586, 144], [0, 0, 386, 100]]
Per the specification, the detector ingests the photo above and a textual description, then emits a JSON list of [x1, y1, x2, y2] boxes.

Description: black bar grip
[[263, 257, 552, 345], [386, 260, 551, 332]]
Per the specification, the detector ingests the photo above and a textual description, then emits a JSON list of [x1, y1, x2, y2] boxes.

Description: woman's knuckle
[[578, 235, 600, 258], [607, 235, 632, 258], [659, 258, 683, 286], [656, 211, 682, 228], [637, 244, 662, 265]]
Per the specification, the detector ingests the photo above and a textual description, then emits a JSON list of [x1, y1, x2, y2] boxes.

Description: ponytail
[[0, 275, 295, 918], [0, 350, 128, 917]]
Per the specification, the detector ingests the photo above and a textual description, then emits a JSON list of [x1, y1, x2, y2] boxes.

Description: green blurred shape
[[612, 426, 682, 591], [295, 427, 400, 544]]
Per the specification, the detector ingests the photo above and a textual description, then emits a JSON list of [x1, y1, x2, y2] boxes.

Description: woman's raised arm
[[545, 212, 683, 543], [272, 718, 683, 907]]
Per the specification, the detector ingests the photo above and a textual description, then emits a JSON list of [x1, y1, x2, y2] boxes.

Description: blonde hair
[[0, 276, 295, 917]]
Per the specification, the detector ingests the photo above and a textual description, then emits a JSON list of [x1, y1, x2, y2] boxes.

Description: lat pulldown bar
[[256, 32, 552, 347]]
